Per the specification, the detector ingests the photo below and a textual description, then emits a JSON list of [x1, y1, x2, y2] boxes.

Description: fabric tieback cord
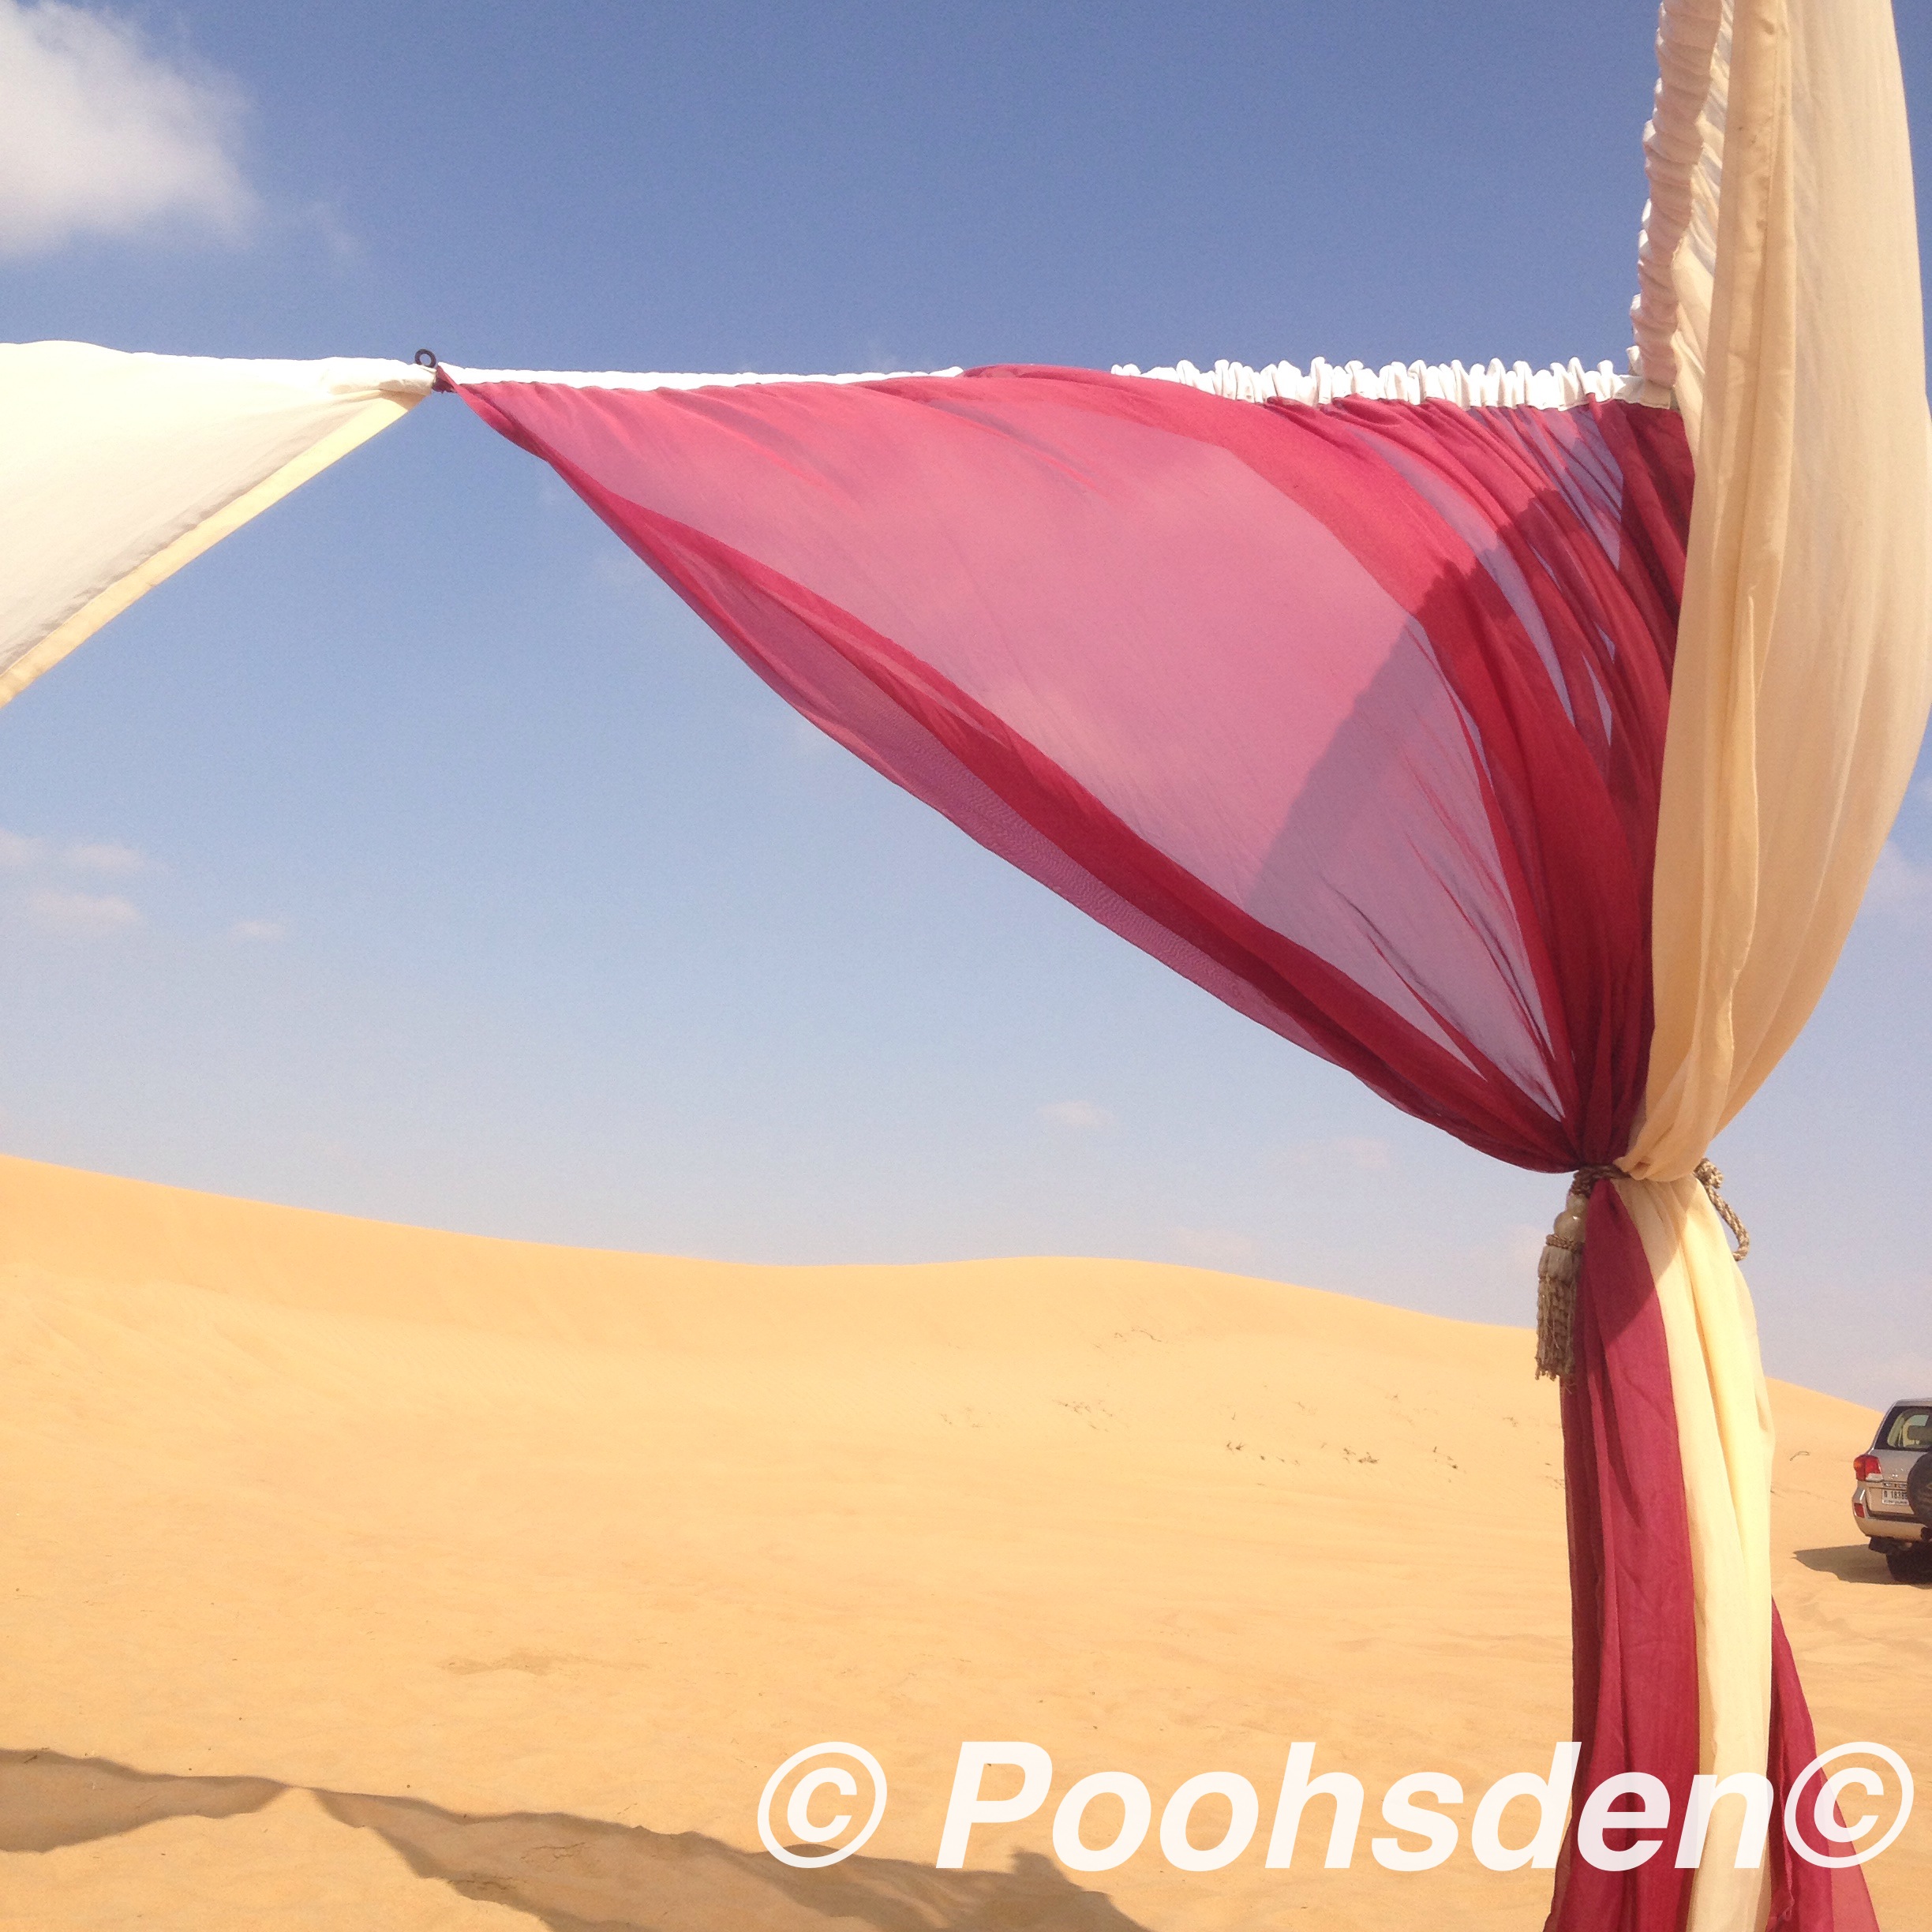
[[1537, 1159, 1751, 1380], [1692, 1159, 1751, 1263]]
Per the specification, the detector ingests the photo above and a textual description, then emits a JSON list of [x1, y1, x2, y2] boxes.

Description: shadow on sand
[[1792, 1544, 1931, 1586], [0, 1746, 1151, 1930]]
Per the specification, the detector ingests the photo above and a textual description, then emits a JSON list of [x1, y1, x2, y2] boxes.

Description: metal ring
[[414, 349, 438, 368]]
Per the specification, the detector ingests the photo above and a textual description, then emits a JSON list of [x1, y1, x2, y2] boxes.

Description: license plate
[[1878, 1488, 1909, 1507]]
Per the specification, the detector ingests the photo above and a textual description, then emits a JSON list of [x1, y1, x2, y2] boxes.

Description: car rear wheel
[[1908, 1451, 1932, 1526], [1884, 1544, 1932, 1582]]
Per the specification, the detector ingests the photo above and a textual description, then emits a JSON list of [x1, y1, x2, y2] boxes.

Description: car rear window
[[1881, 1406, 1932, 1450]]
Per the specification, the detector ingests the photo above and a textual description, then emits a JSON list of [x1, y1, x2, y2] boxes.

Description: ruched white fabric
[[1114, 354, 1632, 409], [1632, 0, 1729, 421]]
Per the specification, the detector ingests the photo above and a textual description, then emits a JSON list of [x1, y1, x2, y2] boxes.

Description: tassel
[[1533, 1163, 1750, 1380], [1535, 1184, 1590, 1380], [1535, 1166, 1624, 1380]]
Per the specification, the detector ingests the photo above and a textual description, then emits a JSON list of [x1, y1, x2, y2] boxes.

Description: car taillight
[[1854, 1454, 1882, 1481]]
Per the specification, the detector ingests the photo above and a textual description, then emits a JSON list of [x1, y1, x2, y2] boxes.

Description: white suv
[[1852, 1398, 1932, 1582]]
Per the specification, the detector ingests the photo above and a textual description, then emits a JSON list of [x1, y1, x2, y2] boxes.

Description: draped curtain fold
[[449, 365, 1728, 1925], [1617, 2, 1930, 1925], [454, 371, 1690, 1183]]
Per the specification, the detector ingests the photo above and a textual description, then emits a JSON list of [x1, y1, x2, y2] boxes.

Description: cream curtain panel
[[1623, 2, 1932, 1923], [0, 343, 432, 708]]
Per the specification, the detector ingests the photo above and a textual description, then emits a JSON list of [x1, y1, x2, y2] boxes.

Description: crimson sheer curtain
[[449, 364, 1850, 1927]]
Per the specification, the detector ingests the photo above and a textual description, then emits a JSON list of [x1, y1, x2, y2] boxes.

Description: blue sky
[[2, 1, 1926, 1406]]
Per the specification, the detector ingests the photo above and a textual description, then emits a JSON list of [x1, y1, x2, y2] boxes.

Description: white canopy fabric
[[0, 343, 432, 707]]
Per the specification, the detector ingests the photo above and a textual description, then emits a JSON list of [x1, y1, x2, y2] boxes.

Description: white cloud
[[1331, 1135, 1391, 1171], [1171, 1226, 1260, 1267], [0, 828, 48, 869], [2, 825, 150, 874], [24, 886, 140, 936], [63, 838, 144, 874], [0, 0, 253, 258], [1282, 1134, 1391, 1174], [229, 917, 287, 942], [302, 197, 358, 262], [1038, 1099, 1114, 1132]]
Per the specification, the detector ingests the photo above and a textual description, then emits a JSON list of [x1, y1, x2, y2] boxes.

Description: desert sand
[[1, 1151, 1923, 1930]]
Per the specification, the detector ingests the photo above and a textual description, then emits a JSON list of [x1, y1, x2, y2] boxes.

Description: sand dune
[[1, 1152, 1923, 1929]]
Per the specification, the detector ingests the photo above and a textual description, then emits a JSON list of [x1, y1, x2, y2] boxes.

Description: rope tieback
[[1694, 1157, 1750, 1263], [1534, 1159, 1751, 1381]]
